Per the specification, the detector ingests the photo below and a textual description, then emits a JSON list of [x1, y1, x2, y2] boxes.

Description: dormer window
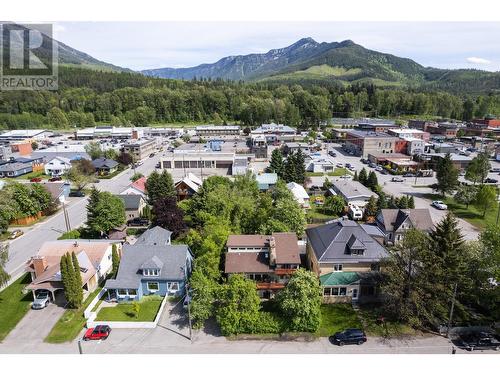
[[143, 268, 160, 276]]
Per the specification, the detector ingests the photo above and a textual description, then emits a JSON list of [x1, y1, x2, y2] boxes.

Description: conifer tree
[[367, 171, 378, 191], [408, 196, 415, 209], [269, 148, 284, 177], [112, 244, 120, 276], [71, 252, 84, 308], [358, 167, 368, 186]]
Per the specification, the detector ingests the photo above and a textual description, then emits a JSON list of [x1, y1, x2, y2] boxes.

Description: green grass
[[315, 304, 363, 337], [327, 168, 352, 176], [44, 287, 102, 343], [305, 172, 325, 177], [14, 170, 47, 180], [57, 229, 81, 240], [357, 304, 417, 337], [95, 295, 163, 321], [423, 193, 499, 229], [0, 274, 33, 342]]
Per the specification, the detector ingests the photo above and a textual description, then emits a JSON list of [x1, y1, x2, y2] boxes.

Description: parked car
[[368, 162, 376, 168], [328, 151, 337, 157], [30, 177, 42, 182], [149, 153, 155, 158], [127, 217, 150, 227], [431, 201, 448, 210], [490, 167, 500, 173], [83, 325, 111, 341], [330, 329, 367, 346], [48, 176, 62, 182], [375, 166, 383, 172], [69, 190, 86, 197], [380, 169, 388, 175], [348, 166, 356, 171], [391, 176, 404, 182], [403, 173, 415, 178], [155, 162, 161, 168], [340, 174, 353, 179], [345, 163, 352, 168], [458, 332, 500, 351], [484, 178, 498, 184], [31, 291, 50, 310], [9, 229, 24, 239], [360, 158, 369, 164]]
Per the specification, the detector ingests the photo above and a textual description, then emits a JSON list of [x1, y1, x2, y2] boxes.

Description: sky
[[52, 22, 500, 72]]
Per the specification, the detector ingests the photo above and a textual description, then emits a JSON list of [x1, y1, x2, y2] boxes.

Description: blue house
[[104, 226, 193, 301], [255, 173, 278, 191]]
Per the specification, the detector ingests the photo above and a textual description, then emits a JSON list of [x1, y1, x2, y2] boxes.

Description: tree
[[272, 198, 306, 236], [145, 170, 176, 205], [454, 184, 478, 208], [397, 195, 408, 209], [323, 195, 345, 216], [0, 243, 10, 288], [294, 149, 306, 184], [377, 191, 388, 210], [367, 171, 378, 191], [71, 251, 84, 308], [353, 170, 359, 181], [465, 152, 491, 184], [479, 225, 500, 281], [47, 107, 69, 128], [364, 195, 378, 218], [86, 190, 125, 235], [322, 177, 333, 191], [103, 148, 118, 160], [216, 274, 261, 335], [152, 197, 187, 238], [358, 167, 368, 186], [112, 244, 120, 276], [436, 153, 459, 196], [130, 172, 143, 182], [132, 302, 141, 319], [66, 166, 93, 191], [381, 229, 435, 327], [117, 152, 133, 166], [276, 269, 322, 332], [189, 269, 219, 328], [474, 184, 497, 218], [408, 196, 415, 209], [283, 153, 297, 183], [84, 141, 103, 160], [268, 148, 284, 177]]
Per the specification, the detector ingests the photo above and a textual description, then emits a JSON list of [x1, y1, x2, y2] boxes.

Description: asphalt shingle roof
[[135, 226, 172, 246], [116, 194, 144, 210]]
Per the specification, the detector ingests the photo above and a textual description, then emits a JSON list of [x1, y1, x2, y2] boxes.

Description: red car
[[30, 177, 42, 182], [83, 325, 111, 341]]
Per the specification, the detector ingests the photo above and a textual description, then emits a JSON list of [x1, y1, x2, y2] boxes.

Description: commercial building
[[343, 130, 399, 158], [76, 126, 145, 140], [195, 125, 240, 136], [32, 144, 90, 161], [357, 122, 399, 132], [472, 117, 500, 128], [160, 151, 251, 176], [387, 128, 430, 141], [367, 153, 419, 173], [0, 129, 51, 141], [122, 138, 156, 160]]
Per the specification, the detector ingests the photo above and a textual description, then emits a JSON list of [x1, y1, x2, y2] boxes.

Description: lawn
[[315, 304, 363, 337], [423, 193, 499, 229], [95, 295, 163, 321], [0, 274, 33, 342], [44, 287, 103, 343], [327, 168, 352, 177], [14, 170, 48, 180], [357, 304, 417, 337]]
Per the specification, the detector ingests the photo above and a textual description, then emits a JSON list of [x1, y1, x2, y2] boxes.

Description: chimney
[[269, 236, 277, 266], [32, 256, 47, 277]]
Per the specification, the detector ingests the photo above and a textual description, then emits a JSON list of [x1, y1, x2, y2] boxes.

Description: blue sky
[[53, 22, 500, 72]]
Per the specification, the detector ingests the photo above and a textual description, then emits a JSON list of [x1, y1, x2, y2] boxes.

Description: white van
[[348, 204, 363, 220]]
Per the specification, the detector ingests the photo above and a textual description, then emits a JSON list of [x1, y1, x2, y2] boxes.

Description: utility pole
[[496, 192, 500, 225], [187, 284, 192, 342], [447, 282, 458, 338]]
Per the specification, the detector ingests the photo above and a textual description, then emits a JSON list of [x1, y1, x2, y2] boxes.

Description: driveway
[[3, 293, 66, 348]]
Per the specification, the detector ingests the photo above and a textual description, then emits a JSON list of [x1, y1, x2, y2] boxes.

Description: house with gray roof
[[376, 208, 434, 245], [327, 180, 378, 208], [0, 161, 33, 177], [104, 226, 190, 301], [115, 194, 147, 220], [305, 219, 388, 303], [92, 158, 119, 175]]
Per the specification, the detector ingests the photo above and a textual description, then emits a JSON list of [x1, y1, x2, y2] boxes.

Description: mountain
[[142, 38, 500, 92], [0, 23, 130, 73]]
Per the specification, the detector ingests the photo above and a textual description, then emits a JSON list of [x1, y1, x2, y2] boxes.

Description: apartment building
[[122, 139, 156, 160], [343, 130, 399, 158]]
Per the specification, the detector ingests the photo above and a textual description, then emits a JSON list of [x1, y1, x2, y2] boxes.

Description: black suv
[[69, 190, 85, 197], [458, 332, 500, 351], [127, 217, 149, 227], [330, 329, 367, 346]]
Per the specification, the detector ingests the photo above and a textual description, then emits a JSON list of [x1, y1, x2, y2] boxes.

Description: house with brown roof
[[25, 240, 121, 301], [225, 232, 301, 299], [376, 208, 434, 245], [175, 173, 202, 201]]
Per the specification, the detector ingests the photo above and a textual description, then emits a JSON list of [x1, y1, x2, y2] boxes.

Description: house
[[116, 194, 147, 220], [283, 142, 313, 155], [286, 182, 310, 208], [328, 180, 378, 208], [44, 156, 72, 177], [92, 158, 119, 175], [121, 176, 147, 197], [306, 220, 388, 303], [175, 173, 203, 200], [104, 227, 191, 301], [376, 208, 434, 245], [225, 232, 301, 299], [25, 240, 120, 301], [255, 173, 278, 191], [0, 161, 33, 177], [306, 157, 335, 173], [41, 182, 70, 201]]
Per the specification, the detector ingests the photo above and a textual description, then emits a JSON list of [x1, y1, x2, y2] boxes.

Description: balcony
[[274, 268, 298, 276], [256, 282, 286, 290]]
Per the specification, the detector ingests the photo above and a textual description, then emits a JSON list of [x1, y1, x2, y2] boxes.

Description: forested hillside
[[1, 66, 499, 130]]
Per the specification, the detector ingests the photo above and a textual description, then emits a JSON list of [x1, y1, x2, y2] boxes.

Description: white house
[[305, 157, 335, 173], [44, 156, 72, 177], [286, 182, 310, 208]]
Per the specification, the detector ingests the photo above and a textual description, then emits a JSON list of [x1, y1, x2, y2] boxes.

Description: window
[[339, 287, 347, 296], [167, 282, 179, 291], [128, 289, 137, 296], [333, 264, 343, 272], [147, 282, 159, 291], [143, 269, 160, 276], [117, 289, 127, 296]]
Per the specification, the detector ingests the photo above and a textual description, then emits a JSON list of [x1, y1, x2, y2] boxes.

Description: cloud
[[466, 56, 491, 64]]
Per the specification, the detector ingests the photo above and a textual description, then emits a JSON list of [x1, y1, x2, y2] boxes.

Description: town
[[0, 117, 499, 354]]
